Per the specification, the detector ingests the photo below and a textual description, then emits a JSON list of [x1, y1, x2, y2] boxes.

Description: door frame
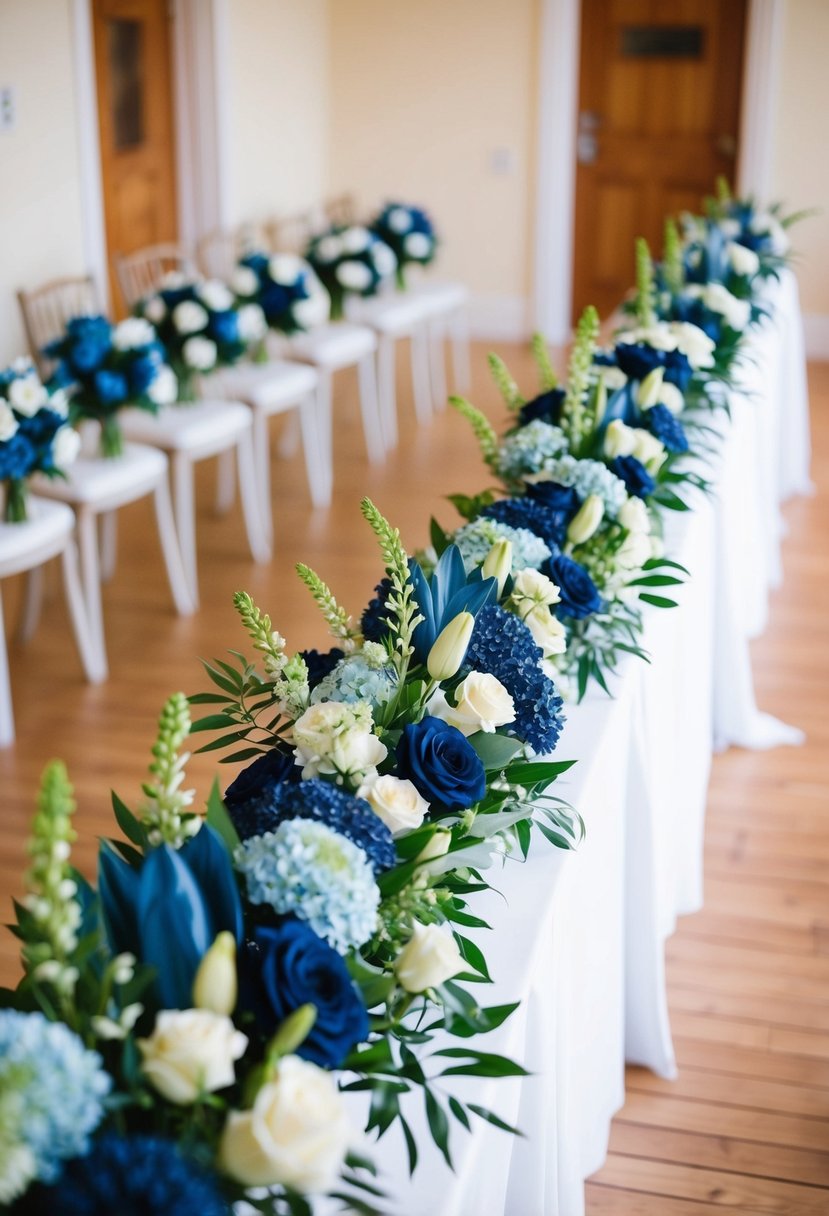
[[534, 0, 784, 343], [70, 0, 230, 310]]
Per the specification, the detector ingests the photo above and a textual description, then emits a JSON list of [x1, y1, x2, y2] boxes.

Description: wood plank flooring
[[0, 344, 826, 1213]]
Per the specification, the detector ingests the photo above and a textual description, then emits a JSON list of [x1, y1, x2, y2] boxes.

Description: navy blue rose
[[223, 748, 297, 823], [614, 343, 661, 382], [544, 553, 602, 620], [611, 454, 656, 499], [396, 715, 486, 812], [526, 479, 580, 516], [243, 920, 369, 1068], [209, 310, 240, 346], [0, 431, 35, 480], [518, 386, 565, 427], [93, 369, 128, 407], [646, 403, 688, 453], [260, 282, 292, 323], [301, 646, 346, 688], [127, 354, 160, 397]]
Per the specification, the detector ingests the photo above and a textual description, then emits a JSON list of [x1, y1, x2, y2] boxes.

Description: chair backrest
[[265, 210, 315, 255], [17, 275, 102, 379], [196, 222, 266, 280], [114, 242, 197, 310], [324, 192, 358, 228]]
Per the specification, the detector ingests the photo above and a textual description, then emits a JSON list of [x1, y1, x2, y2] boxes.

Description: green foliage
[[530, 331, 558, 390], [487, 352, 525, 411], [295, 562, 360, 647], [360, 498, 424, 679], [561, 305, 600, 452], [634, 237, 657, 328], [449, 396, 500, 470], [663, 217, 684, 295]]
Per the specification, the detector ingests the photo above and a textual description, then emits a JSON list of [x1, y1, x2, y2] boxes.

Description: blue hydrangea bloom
[[454, 518, 551, 574], [52, 1134, 227, 1216], [0, 431, 35, 479], [209, 310, 240, 346], [235, 819, 380, 953], [93, 369, 128, 406], [465, 605, 565, 754], [611, 455, 656, 499], [481, 496, 570, 549], [496, 419, 569, 480], [226, 776, 396, 873], [223, 747, 298, 820], [0, 1010, 110, 1185], [646, 403, 689, 453], [311, 654, 397, 709]]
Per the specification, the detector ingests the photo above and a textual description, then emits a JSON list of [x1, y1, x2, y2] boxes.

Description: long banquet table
[[344, 270, 812, 1216]]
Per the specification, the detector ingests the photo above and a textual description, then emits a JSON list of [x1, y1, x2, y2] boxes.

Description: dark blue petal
[[98, 845, 141, 957], [179, 825, 244, 944], [137, 846, 212, 1009]]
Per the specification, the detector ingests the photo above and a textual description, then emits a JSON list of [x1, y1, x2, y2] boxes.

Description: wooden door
[[572, 0, 747, 320], [92, 0, 178, 312]]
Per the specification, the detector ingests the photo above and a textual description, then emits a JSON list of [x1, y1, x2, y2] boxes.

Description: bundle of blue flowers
[[0, 360, 80, 521], [305, 225, 397, 320], [230, 252, 331, 336], [1, 497, 580, 1213], [370, 202, 438, 289]]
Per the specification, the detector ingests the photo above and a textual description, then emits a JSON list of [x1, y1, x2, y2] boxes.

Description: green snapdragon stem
[[329, 291, 344, 322], [4, 478, 28, 523], [396, 266, 408, 292], [99, 416, 124, 459], [177, 373, 197, 404]]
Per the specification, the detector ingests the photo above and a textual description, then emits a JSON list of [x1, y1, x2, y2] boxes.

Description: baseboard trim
[[467, 295, 531, 343], [803, 314, 829, 360]]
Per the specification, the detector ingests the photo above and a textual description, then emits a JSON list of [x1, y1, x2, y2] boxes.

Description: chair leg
[[299, 392, 331, 509], [77, 506, 108, 680], [429, 317, 448, 411], [316, 371, 334, 484], [16, 566, 44, 644], [450, 306, 472, 393], [216, 447, 236, 516], [99, 511, 118, 582], [236, 426, 272, 564], [0, 586, 14, 747], [172, 453, 198, 606], [252, 409, 273, 549], [377, 333, 398, 450], [278, 411, 302, 459], [411, 326, 433, 425], [357, 353, 386, 465], [153, 475, 197, 616], [61, 540, 106, 684]]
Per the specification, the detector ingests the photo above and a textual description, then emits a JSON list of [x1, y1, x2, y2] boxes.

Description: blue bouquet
[[305, 225, 397, 319], [231, 252, 330, 335], [371, 202, 438, 288], [0, 360, 80, 522]]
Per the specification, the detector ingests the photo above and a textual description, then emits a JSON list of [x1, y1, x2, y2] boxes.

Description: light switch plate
[[490, 147, 516, 176]]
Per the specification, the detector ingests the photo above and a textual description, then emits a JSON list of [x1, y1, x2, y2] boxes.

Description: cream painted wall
[[326, 0, 540, 336], [223, 0, 329, 227], [0, 0, 87, 365], [769, 0, 829, 326]]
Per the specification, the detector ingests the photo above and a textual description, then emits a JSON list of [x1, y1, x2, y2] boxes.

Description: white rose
[[231, 265, 259, 297], [237, 304, 267, 343], [631, 428, 666, 472], [659, 381, 685, 416], [719, 217, 741, 239], [604, 419, 637, 458], [372, 242, 397, 278], [293, 702, 388, 781], [219, 1056, 351, 1192], [395, 921, 465, 993], [753, 214, 788, 256], [8, 376, 47, 418], [0, 400, 19, 441], [523, 605, 567, 657], [636, 323, 677, 352], [113, 316, 155, 350], [434, 671, 515, 736], [293, 285, 330, 329], [341, 226, 371, 254], [727, 241, 760, 278], [144, 296, 166, 324], [52, 425, 81, 470], [173, 300, 209, 334], [617, 529, 653, 572], [358, 773, 429, 836], [48, 388, 69, 419], [511, 567, 560, 608], [387, 206, 413, 234], [268, 253, 304, 285], [335, 260, 372, 291], [197, 279, 234, 312], [668, 321, 715, 369], [700, 282, 751, 331], [183, 336, 217, 370], [404, 232, 432, 260], [315, 234, 343, 263], [147, 364, 178, 406], [601, 365, 628, 390], [618, 494, 651, 535], [137, 1009, 248, 1105]]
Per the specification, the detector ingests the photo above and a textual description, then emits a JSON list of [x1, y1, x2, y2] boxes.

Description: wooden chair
[[0, 497, 103, 745], [324, 192, 358, 228], [195, 223, 264, 282], [115, 241, 329, 527]]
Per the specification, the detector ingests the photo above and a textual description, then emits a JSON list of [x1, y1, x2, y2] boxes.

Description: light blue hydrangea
[[542, 455, 628, 517], [496, 420, 569, 480], [235, 818, 380, 953], [310, 655, 397, 710], [454, 517, 551, 575], [0, 1010, 110, 1189]]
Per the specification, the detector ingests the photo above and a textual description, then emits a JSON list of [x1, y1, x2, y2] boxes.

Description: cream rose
[[511, 567, 560, 608], [727, 241, 760, 278], [618, 494, 651, 535], [0, 401, 19, 441], [137, 1009, 247, 1104], [7, 376, 47, 418], [292, 701, 387, 782], [358, 773, 429, 836], [218, 1055, 351, 1192], [604, 419, 636, 458], [523, 605, 567, 657], [395, 921, 465, 993], [668, 321, 715, 369], [631, 429, 667, 472], [182, 336, 217, 371], [172, 300, 209, 335], [440, 671, 515, 736]]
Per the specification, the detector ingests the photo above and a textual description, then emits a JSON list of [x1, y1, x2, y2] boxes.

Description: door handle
[[577, 111, 602, 165]]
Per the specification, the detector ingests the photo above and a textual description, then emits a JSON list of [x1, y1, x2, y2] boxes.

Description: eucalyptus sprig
[[360, 498, 424, 680], [449, 396, 499, 472], [295, 562, 361, 650]]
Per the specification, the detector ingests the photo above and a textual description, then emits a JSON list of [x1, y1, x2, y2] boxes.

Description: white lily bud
[[637, 367, 665, 410], [427, 611, 475, 682], [482, 538, 513, 597], [193, 931, 238, 1016], [567, 494, 604, 545]]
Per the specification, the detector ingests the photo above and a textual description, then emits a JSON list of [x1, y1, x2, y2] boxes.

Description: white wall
[[0, 0, 87, 365]]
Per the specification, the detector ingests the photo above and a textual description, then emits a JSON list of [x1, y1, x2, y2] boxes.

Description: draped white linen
[[340, 270, 811, 1216]]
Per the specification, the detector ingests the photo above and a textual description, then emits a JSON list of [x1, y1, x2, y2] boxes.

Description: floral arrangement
[[370, 203, 437, 289], [0, 497, 579, 1213], [230, 252, 331, 335], [0, 360, 80, 522], [304, 226, 397, 320], [136, 276, 268, 401], [45, 316, 178, 459]]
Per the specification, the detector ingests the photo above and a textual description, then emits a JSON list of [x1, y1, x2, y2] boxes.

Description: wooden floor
[[1, 345, 827, 1213]]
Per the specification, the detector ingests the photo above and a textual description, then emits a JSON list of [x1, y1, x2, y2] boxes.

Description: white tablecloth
[[345, 270, 811, 1216]]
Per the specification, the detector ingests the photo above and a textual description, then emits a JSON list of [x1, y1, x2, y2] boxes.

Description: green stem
[[99, 416, 124, 459], [395, 265, 408, 292], [4, 478, 28, 523]]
